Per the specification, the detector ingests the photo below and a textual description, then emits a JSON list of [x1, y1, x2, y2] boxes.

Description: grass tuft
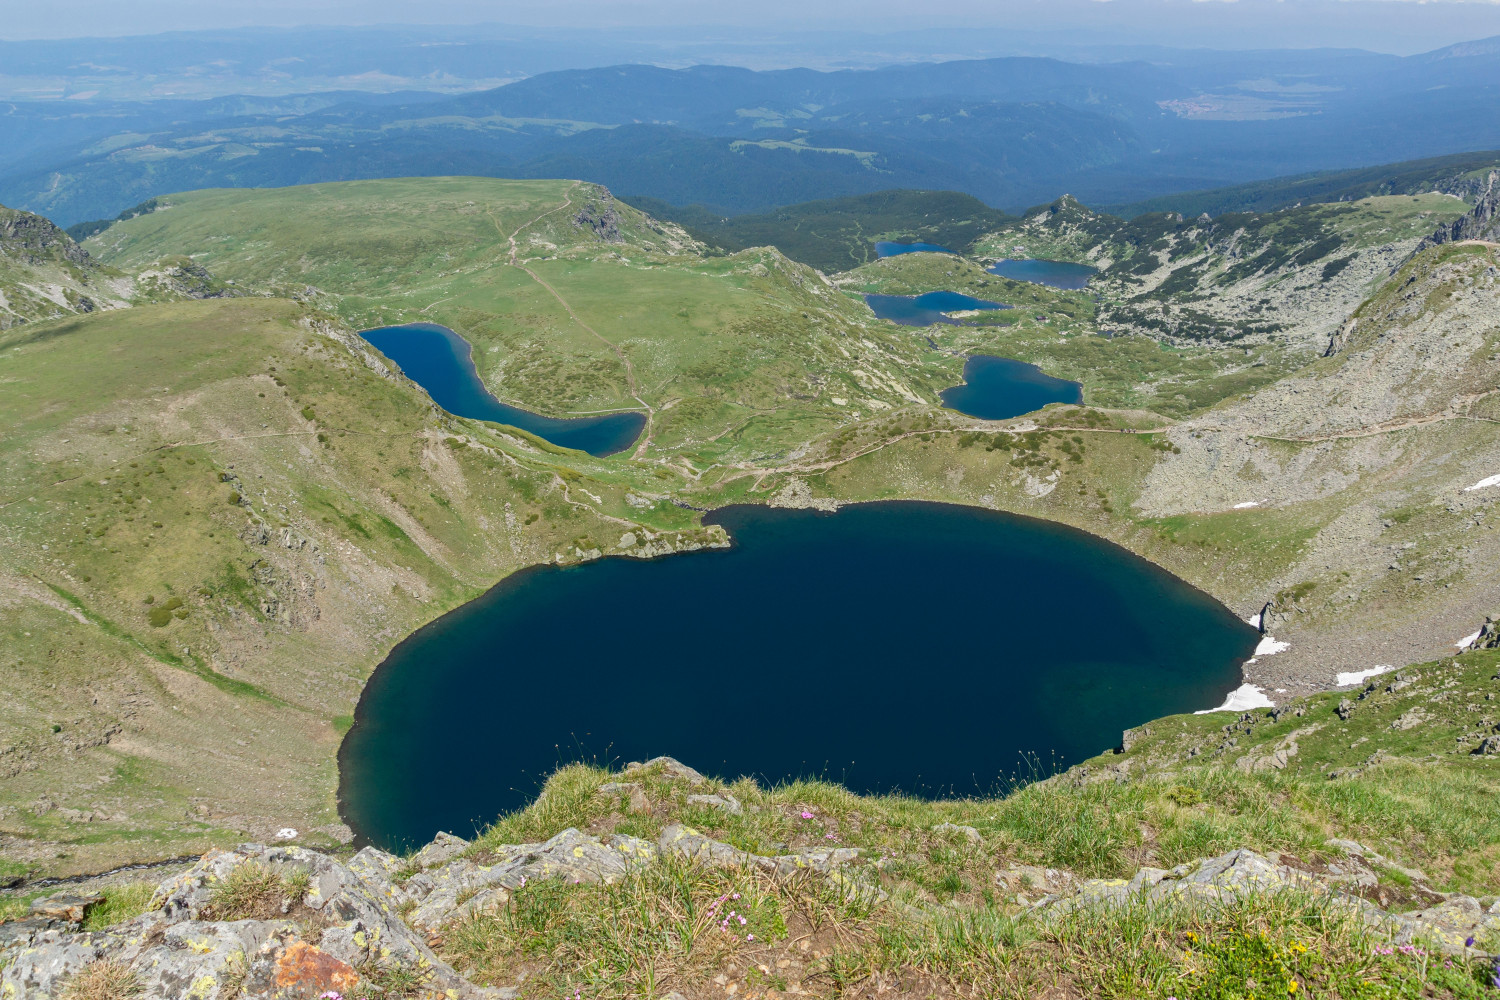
[[58, 959, 143, 1000], [204, 861, 310, 921]]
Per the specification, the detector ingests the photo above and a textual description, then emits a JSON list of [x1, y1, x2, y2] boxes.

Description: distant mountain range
[[6, 38, 1500, 224]]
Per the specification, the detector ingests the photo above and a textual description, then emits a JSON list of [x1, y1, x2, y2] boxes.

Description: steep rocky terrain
[[0, 206, 129, 328], [975, 192, 1471, 351], [1132, 242, 1500, 691], [1421, 170, 1500, 250]]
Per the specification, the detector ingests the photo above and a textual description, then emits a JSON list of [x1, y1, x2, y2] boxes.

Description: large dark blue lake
[[941, 355, 1083, 421], [875, 241, 955, 257], [988, 259, 1098, 290], [865, 291, 1010, 327], [339, 501, 1257, 851], [360, 323, 646, 457]]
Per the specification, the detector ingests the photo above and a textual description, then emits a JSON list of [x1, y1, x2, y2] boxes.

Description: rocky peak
[[0, 205, 93, 268], [573, 188, 624, 243]]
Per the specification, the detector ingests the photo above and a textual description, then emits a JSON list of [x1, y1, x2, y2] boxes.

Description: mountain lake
[[339, 501, 1258, 850], [875, 241, 955, 257], [988, 259, 1098, 289], [865, 291, 1010, 327], [360, 323, 646, 457], [940, 355, 1083, 421]]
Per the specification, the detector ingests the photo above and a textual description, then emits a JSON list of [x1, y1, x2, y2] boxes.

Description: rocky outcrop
[[0, 206, 93, 268], [363, 827, 659, 936], [658, 823, 863, 878], [767, 477, 840, 511], [137, 257, 236, 299], [1, 843, 487, 1000], [1461, 614, 1500, 652], [1033, 846, 1500, 954], [1419, 171, 1500, 250], [573, 191, 624, 243]]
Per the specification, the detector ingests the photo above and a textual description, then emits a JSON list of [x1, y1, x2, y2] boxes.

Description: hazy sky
[[6, 0, 1500, 54]]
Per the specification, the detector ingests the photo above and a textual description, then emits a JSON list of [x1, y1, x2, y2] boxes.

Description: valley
[[0, 171, 1495, 889]]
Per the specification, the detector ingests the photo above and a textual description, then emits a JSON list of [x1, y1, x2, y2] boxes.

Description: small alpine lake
[[875, 240, 955, 257], [865, 291, 1010, 327], [360, 323, 646, 457], [941, 355, 1084, 421], [339, 501, 1258, 851], [988, 258, 1098, 290]]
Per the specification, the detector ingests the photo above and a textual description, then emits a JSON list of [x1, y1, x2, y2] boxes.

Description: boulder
[[403, 828, 656, 934], [622, 756, 708, 786], [687, 792, 743, 815], [658, 824, 861, 877], [409, 830, 470, 869], [2, 843, 486, 1000], [1037, 849, 1318, 914], [932, 823, 982, 843], [1378, 896, 1500, 953], [597, 781, 651, 813], [28, 893, 104, 925]]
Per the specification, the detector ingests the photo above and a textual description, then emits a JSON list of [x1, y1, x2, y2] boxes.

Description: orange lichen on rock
[[273, 940, 360, 993]]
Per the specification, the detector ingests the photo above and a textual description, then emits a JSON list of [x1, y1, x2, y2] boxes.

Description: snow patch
[[1244, 612, 1263, 630], [1196, 683, 1275, 714], [1335, 664, 1394, 687], [1232, 501, 1261, 509], [274, 827, 298, 840], [1455, 629, 1482, 650], [1254, 635, 1290, 656], [1463, 473, 1500, 492]]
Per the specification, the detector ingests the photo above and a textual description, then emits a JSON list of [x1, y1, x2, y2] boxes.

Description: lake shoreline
[[336, 498, 1258, 850], [360, 322, 647, 457]]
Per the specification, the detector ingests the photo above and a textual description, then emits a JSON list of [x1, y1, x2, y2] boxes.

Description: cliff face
[[1420, 170, 1500, 249]]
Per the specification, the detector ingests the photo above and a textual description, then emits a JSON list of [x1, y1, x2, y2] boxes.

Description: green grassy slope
[[0, 294, 721, 876], [87, 178, 974, 467]]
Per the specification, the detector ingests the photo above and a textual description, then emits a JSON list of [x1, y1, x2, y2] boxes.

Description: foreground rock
[[7, 758, 1499, 996], [1, 842, 492, 999], [1036, 847, 1500, 954]]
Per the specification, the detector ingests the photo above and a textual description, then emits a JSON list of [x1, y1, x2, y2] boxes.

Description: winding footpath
[[491, 187, 657, 459]]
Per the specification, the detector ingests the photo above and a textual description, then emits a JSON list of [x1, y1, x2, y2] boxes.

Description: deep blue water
[[875, 241, 955, 257], [865, 291, 1010, 327], [988, 259, 1098, 290], [339, 501, 1257, 851], [360, 323, 646, 457], [941, 355, 1084, 421]]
